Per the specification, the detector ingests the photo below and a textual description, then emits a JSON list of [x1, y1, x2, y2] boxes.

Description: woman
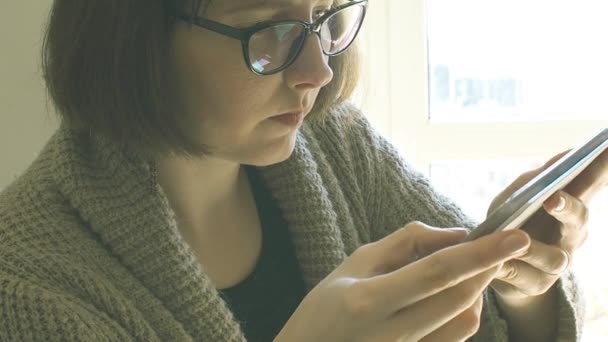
[[0, 0, 602, 340]]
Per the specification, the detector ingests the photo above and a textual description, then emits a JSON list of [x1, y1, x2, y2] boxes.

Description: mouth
[[269, 111, 304, 126]]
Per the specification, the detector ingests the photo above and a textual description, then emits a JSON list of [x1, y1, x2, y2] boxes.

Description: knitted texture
[[0, 104, 583, 341]]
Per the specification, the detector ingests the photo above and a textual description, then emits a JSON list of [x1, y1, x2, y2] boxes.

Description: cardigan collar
[[52, 122, 348, 340]]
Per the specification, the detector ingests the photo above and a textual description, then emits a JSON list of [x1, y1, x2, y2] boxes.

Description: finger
[[488, 150, 571, 215], [494, 259, 561, 297], [390, 270, 493, 341], [418, 295, 484, 342], [489, 170, 537, 215], [564, 149, 608, 202], [366, 229, 530, 313], [364, 222, 469, 276], [543, 190, 589, 250], [510, 239, 570, 276]]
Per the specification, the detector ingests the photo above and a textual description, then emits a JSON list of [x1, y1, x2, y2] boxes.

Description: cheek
[[172, 29, 268, 132], [182, 78, 265, 147], [171, 26, 301, 161], [173, 30, 247, 111]]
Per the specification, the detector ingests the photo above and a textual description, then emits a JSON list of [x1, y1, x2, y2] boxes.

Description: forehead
[[208, 0, 311, 15]]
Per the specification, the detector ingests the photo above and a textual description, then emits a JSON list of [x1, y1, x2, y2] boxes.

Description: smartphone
[[463, 128, 608, 242]]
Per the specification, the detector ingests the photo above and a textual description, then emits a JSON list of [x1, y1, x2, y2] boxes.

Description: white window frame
[[357, 0, 608, 175]]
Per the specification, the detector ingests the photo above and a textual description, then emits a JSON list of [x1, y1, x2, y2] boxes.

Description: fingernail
[[500, 233, 529, 255], [553, 195, 566, 212], [446, 229, 469, 242]]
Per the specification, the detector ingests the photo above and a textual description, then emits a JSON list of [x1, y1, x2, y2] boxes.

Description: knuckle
[[549, 252, 568, 273], [352, 244, 373, 259], [517, 274, 549, 296], [501, 262, 519, 281], [408, 220, 424, 227], [537, 273, 556, 291], [528, 280, 550, 296], [343, 282, 375, 317], [404, 221, 426, 233], [538, 280, 554, 294]]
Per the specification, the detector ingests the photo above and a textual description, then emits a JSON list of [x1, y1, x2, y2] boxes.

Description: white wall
[[0, 2, 57, 189]]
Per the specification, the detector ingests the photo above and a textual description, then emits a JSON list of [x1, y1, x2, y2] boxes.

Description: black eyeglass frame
[[177, 0, 368, 76]]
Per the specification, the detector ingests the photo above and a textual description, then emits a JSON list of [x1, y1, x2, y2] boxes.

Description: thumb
[[369, 222, 469, 276]]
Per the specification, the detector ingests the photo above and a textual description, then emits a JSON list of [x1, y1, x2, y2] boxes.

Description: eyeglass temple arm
[[177, 15, 249, 41]]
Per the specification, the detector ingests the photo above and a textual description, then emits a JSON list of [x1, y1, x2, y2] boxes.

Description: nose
[[283, 32, 334, 91]]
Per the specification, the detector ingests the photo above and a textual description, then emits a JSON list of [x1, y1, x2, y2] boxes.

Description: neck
[[154, 155, 248, 234]]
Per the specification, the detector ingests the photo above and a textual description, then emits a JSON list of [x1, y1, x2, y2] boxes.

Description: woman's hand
[[488, 149, 607, 302], [275, 222, 531, 342]]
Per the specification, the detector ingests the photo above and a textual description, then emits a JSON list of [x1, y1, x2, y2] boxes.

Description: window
[[356, 1, 608, 339], [428, 0, 608, 122]]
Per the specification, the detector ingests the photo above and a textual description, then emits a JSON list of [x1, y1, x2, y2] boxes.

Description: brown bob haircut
[[42, 0, 362, 158]]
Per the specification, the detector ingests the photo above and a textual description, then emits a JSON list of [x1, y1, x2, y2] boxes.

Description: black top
[[217, 166, 308, 342]]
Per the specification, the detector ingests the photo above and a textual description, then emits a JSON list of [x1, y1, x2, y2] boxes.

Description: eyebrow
[[221, 1, 296, 16]]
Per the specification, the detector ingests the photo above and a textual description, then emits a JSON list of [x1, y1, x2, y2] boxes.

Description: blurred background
[[354, 1, 608, 339], [1, 0, 607, 339], [0, 2, 57, 188]]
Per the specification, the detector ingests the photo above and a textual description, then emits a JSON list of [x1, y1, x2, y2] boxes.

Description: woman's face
[[171, 0, 335, 166]]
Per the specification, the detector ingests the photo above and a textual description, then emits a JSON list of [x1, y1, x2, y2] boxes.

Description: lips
[[270, 112, 304, 126], [272, 110, 305, 118]]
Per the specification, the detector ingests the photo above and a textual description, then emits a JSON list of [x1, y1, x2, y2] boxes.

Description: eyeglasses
[[177, 0, 367, 76]]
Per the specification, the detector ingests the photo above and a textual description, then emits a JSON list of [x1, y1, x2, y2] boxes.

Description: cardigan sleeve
[[331, 105, 585, 341]]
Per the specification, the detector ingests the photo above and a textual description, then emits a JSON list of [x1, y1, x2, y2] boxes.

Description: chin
[[246, 130, 298, 167]]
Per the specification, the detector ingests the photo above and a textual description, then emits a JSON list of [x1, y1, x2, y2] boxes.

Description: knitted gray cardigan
[[0, 105, 583, 341]]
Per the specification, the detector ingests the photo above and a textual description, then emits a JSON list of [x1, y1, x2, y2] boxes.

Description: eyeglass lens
[[249, 4, 365, 74]]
